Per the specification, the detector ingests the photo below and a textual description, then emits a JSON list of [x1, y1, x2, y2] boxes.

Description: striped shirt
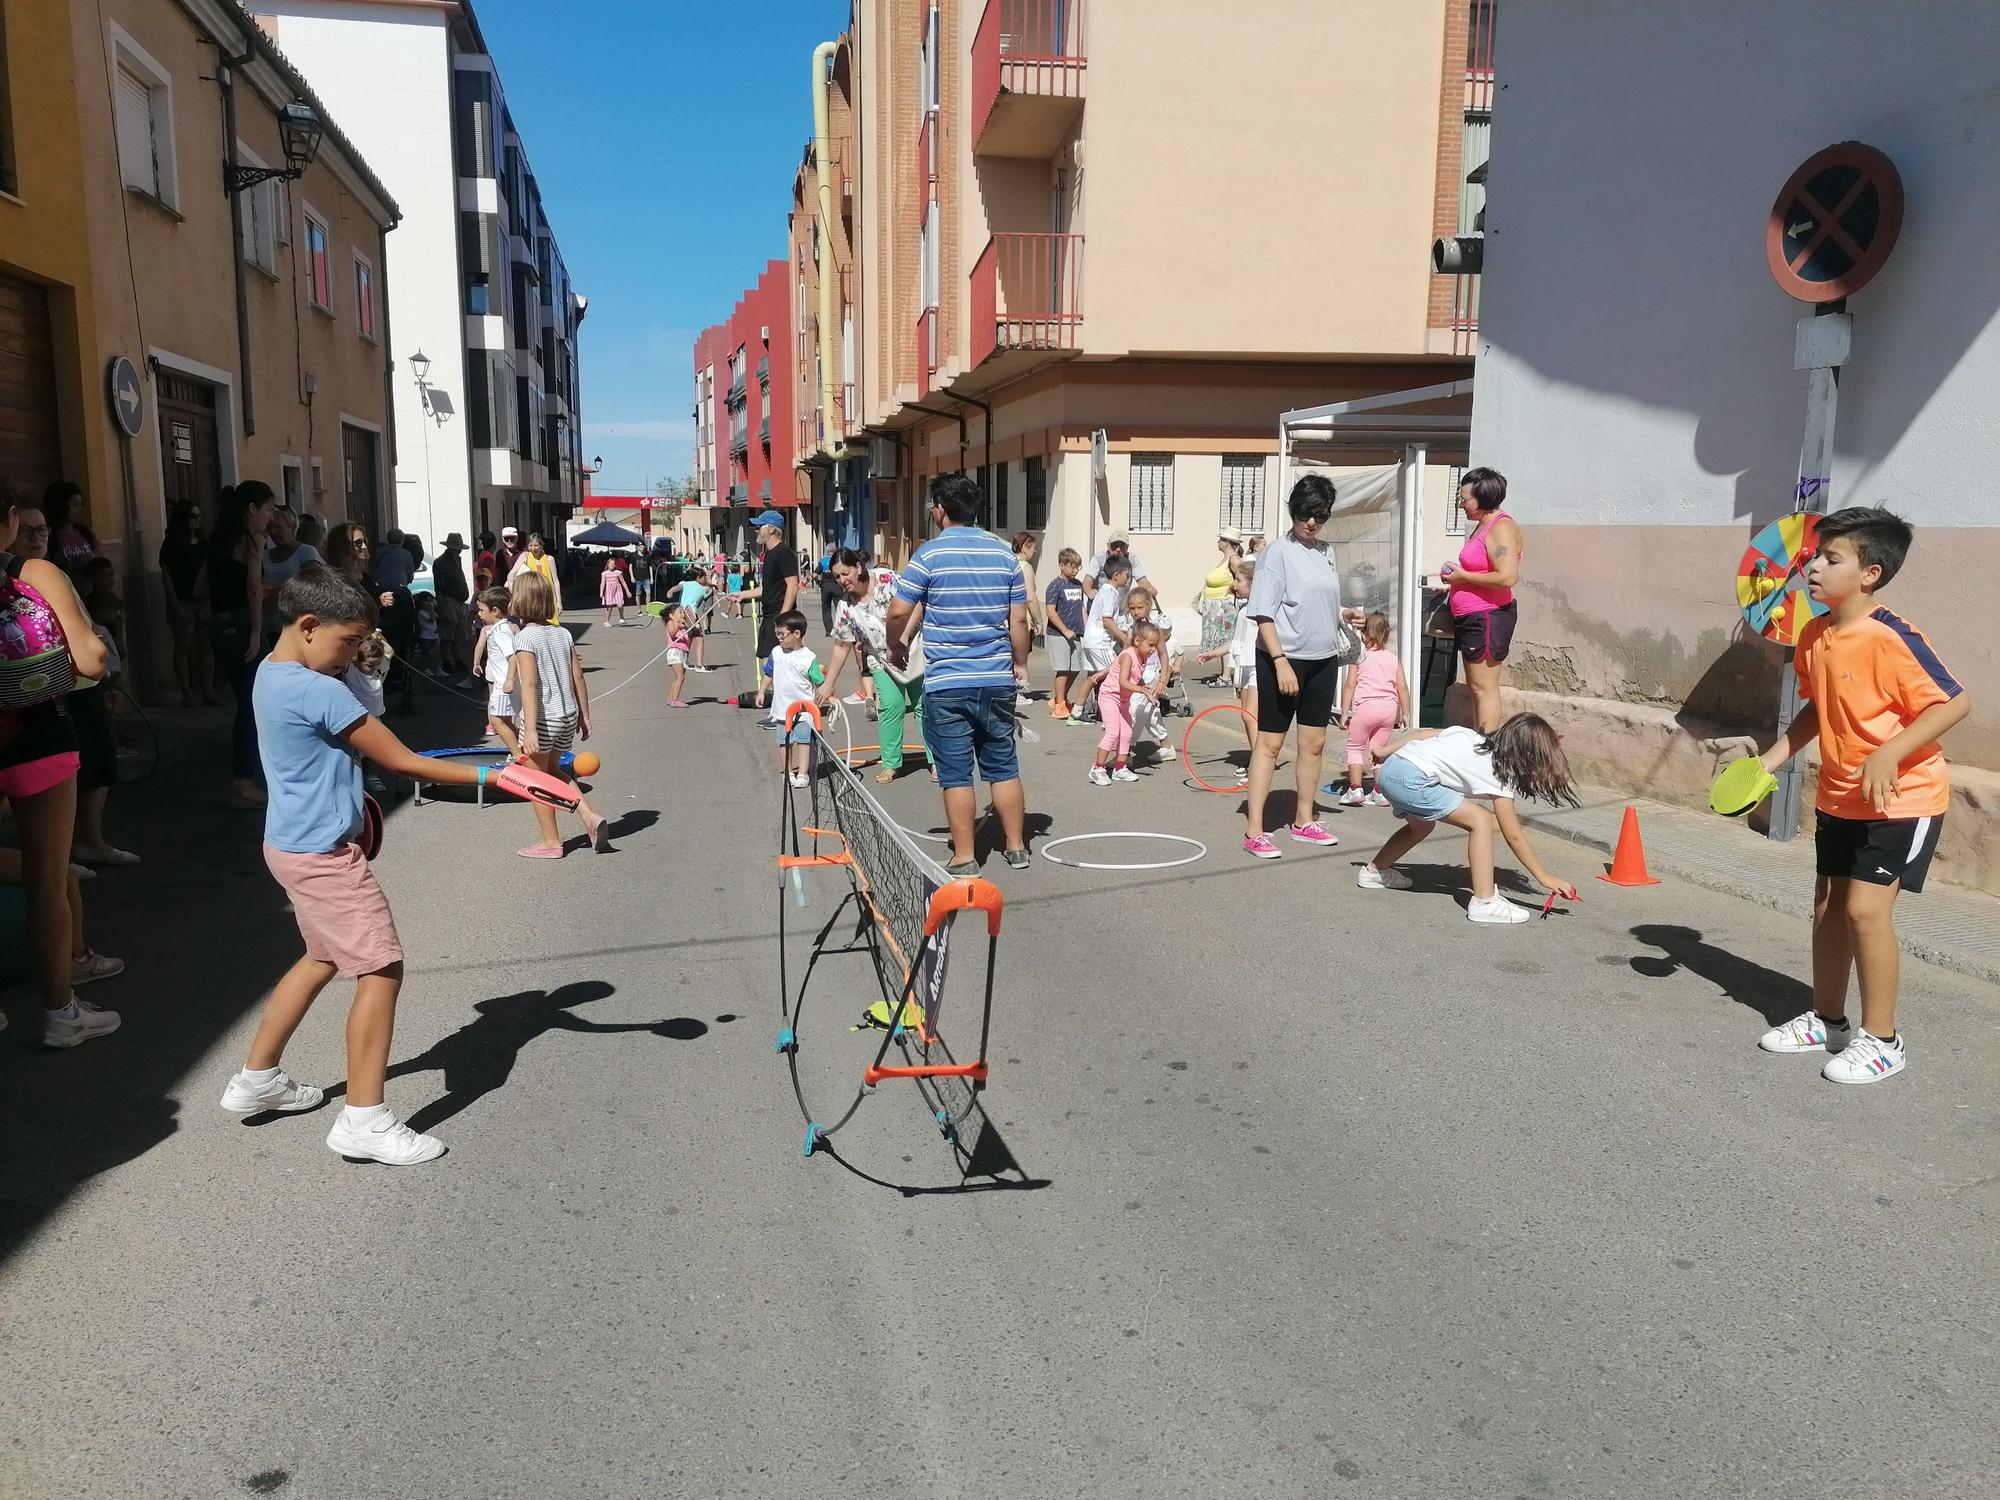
[[894, 526, 1025, 692]]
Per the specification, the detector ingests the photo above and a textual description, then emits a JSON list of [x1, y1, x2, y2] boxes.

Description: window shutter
[[115, 68, 157, 194], [1127, 454, 1174, 533], [1025, 455, 1047, 529]]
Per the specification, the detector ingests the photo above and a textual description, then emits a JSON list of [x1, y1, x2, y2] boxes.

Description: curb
[[1519, 808, 2000, 988]]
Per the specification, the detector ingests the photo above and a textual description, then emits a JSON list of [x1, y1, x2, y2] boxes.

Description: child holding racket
[[1195, 561, 1259, 785], [1089, 623, 1163, 786], [1358, 713, 1577, 924], [1336, 612, 1408, 806], [217, 566, 495, 1165], [1750, 506, 1970, 1084], [510, 570, 609, 857], [663, 605, 694, 707]]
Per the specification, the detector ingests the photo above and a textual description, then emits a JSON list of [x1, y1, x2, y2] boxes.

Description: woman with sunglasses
[[1242, 474, 1350, 859]]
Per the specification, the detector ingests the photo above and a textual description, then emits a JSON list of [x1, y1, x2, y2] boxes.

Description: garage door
[[0, 274, 64, 495]]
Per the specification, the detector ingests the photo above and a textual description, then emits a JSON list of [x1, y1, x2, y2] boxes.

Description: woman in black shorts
[[1441, 466, 1521, 733], [1242, 474, 1351, 859]]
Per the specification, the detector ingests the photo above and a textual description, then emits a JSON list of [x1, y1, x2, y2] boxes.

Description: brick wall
[[1426, 0, 1470, 331]]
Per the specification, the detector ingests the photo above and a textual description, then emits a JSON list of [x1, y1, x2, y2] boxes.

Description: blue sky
[[473, 0, 839, 497]]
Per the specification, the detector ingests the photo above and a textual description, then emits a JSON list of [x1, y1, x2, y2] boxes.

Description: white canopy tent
[[1276, 380, 1474, 708]]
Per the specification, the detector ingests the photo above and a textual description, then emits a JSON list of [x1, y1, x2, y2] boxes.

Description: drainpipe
[[811, 41, 840, 457], [219, 53, 257, 436], [956, 391, 993, 513]]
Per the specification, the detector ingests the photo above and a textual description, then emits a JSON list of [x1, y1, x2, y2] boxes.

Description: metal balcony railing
[[916, 108, 938, 225], [970, 232, 1083, 368], [973, 0, 1087, 152], [757, 356, 769, 387], [916, 305, 939, 398], [759, 415, 770, 445]]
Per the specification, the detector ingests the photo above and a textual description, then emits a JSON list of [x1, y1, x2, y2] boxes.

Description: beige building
[[789, 0, 1488, 615], [0, 0, 399, 692]]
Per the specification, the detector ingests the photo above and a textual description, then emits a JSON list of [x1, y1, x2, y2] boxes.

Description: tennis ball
[[572, 751, 601, 777]]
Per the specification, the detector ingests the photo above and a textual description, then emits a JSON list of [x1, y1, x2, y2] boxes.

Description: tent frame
[[1277, 379, 1474, 709]]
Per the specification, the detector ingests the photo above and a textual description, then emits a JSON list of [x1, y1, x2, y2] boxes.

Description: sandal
[[874, 767, 898, 784], [517, 845, 564, 859]]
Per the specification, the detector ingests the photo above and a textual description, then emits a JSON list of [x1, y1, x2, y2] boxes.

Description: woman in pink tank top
[[1440, 467, 1522, 732]]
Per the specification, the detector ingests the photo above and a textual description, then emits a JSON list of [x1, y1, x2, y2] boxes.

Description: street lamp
[[225, 100, 325, 193], [587, 455, 604, 475], [409, 349, 431, 382]]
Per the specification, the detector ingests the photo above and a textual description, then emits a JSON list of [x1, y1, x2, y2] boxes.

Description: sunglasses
[[1298, 508, 1333, 524]]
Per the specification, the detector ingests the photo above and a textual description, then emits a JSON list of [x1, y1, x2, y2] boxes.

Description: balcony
[[728, 483, 748, 506], [759, 415, 770, 446], [972, 0, 1086, 159], [970, 232, 1083, 370], [757, 356, 769, 388], [916, 108, 937, 224], [916, 305, 938, 398], [730, 421, 749, 457]]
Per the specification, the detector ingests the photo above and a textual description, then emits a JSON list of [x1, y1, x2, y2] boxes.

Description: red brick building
[[687, 259, 800, 553]]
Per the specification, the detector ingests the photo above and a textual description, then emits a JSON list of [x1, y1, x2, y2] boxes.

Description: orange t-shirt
[[1795, 607, 1961, 820]]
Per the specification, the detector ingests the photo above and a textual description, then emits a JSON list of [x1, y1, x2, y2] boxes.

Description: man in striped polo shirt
[[887, 474, 1032, 875]]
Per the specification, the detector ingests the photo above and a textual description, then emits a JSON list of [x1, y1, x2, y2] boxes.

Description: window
[[1219, 455, 1265, 533], [111, 30, 177, 209], [353, 256, 376, 340], [303, 210, 332, 310], [465, 282, 490, 316], [989, 462, 1010, 531], [1128, 453, 1175, 533], [1025, 455, 1047, 530], [238, 149, 278, 275], [279, 457, 304, 511], [1445, 465, 1470, 537]]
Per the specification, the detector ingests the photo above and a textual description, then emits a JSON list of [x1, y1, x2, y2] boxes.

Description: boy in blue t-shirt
[[1044, 547, 1088, 719], [217, 567, 484, 1166]]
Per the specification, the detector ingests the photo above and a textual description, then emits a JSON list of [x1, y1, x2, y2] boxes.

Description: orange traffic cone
[[1598, 805, 1662, 886]]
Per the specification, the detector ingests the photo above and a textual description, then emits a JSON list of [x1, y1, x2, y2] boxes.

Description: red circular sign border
[[1766, 142, 1903, 304]]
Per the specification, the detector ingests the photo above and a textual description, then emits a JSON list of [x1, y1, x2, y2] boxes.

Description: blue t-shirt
[[1046, 575, 1087, 634], [894, 527, 1025, 693], [254, 659, 367, 854]]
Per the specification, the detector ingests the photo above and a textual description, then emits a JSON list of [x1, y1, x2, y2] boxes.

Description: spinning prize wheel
[[1736, 512, 1827, 646]]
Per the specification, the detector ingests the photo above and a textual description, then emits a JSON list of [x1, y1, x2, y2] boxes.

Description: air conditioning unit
[[760, 325, 770, 342], [869, 435, 899, 478]]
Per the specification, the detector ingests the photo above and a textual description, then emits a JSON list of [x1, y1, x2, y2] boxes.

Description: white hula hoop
[[1038, 832, 1208, 871]]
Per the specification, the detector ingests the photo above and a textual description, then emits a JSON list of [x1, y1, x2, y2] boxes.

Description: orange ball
[[571, 751, 601, 777]]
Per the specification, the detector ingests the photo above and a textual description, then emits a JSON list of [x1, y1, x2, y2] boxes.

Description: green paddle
[[1709, 757, 1778, 817]]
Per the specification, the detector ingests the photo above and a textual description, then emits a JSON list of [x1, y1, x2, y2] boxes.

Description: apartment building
[[685, 262, 799, 556], [1468, 0, 2000, 890], [802, 0, 1484, 605], [249, 0, 588, 551], [1, 0, 397, 690]]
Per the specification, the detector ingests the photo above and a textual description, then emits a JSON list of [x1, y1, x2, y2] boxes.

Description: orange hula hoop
[[1181, 702, 1255, 793]]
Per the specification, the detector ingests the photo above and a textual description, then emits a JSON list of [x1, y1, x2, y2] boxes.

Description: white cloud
[[584, 420, 695, 442]]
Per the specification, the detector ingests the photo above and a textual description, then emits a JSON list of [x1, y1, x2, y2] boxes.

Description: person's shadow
[[1627, 924, 1811, 1026], [329, 981, 715, 1133]]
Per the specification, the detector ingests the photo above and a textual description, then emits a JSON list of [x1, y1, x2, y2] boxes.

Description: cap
[[501, 525, 520, 538], [1217, 526, 1244, 544], [750, 510, 785, 530]]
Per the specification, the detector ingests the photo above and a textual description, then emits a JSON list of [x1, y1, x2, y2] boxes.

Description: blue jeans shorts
[[1377, 754, 1465, 822], [922, 685, 1020, 790], [775, 717, 817, 747]]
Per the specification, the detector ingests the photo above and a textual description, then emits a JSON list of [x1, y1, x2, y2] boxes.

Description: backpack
[[0, 554, 77, 709]]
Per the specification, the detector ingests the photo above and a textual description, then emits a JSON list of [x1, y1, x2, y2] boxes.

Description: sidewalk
[[1519, 787, 2000, 985]]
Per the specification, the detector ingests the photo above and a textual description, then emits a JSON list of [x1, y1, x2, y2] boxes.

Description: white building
[[1468, 0, 2000, 891], [249, 0, 586, 550]]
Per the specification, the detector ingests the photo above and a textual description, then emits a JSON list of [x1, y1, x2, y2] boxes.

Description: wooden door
[[157, 372, 220, 513], [0, 274, 64, 494], [342, 423, 382, 537]]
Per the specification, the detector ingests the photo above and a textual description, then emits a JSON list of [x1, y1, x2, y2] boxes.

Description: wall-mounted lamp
[[225, 100, 324, 193]]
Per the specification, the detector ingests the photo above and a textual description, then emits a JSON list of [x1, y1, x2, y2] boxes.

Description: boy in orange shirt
[[1756, 507, 1971, 1083]]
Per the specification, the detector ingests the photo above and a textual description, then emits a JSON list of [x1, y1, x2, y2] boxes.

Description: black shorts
[[1455, 601, 1518, 664], [68, 687, 117, 791], [1253, 650, 1340, 734], [1815, 812, 1943, 893]]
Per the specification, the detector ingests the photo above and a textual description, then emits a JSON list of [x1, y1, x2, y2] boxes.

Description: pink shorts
[[0, 751, 82, 801], [1345, 698, 1398, 767], [264, 842, 405, 977]]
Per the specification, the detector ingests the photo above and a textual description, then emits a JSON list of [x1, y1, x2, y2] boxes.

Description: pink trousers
[[1345, 698, 1398, 767], [1096, 686, 1134, 758]]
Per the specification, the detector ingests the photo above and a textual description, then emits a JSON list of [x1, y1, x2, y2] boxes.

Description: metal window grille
[[992, 462, 1010, 531], [1219, 455, 1264, 533], [1127, 453, 1174, 534], [1025, 455, 1047, 529], [1444, 465, 1470, 536]]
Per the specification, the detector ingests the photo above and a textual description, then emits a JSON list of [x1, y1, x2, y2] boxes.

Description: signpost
[[105, 355, 151, 696], [1762, 144, 1902, 841]]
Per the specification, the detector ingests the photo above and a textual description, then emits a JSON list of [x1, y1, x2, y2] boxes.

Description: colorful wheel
[[1736, 512, 1828, 646]]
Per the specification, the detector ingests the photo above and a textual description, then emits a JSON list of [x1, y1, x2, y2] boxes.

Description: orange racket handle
[[489, 761, 580, 810], [784, 700, 824, 731]]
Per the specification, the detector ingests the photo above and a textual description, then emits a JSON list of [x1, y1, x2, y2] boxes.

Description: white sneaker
[[1111, 766, 1140, 783], [1154, 745, 1177, 761], [1337, 786, 1366, 807], [1758, 1010, 1852, 1055], [219, 1069, 326, 1114], [1467, 894, 1531, 925], [43, 998, 120, 1048], [1821, 1030, 1905, 1084], [788, 770, 809, 789], [71, 949, 125, 985], [1088, 766, 1112, 786], [843, 692, 869, 705], [1356, 863, 1413, 890], [1365, 790, 1391, 807], [326, 1109, 445, 1165]]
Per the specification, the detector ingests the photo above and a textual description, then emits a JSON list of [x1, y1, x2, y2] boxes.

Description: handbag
[[1424, 597, 1456, 639], [0, 554, 79, 709]]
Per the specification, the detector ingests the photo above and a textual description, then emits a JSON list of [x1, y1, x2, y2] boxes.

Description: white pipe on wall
[[811, 42, 840, 458]]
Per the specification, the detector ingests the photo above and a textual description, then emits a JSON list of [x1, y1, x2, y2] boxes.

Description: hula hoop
[[1182, 702, 1256, 793], [1039, 832, 1208, 871]]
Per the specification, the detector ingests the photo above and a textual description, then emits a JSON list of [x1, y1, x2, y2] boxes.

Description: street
[[1, 606, 1995, 1500]]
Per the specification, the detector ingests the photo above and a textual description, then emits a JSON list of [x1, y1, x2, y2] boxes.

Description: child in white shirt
[[767, 609, 824, 788], [470, 586, 518, 754]]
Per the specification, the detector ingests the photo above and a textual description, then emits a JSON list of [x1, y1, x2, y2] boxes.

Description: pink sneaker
[[667, 699, 690, 708], [1289, 821, 1339, 847], [1243, 833, 1281, 860]]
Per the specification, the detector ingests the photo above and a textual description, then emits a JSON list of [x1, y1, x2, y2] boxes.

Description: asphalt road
[[2, 599, 1995, 1500]]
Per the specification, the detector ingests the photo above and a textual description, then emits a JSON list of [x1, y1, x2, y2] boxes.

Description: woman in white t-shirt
[[817, 548, 930, 783], [507, 569, 608, 858], [1358, 714, 1578, 925]]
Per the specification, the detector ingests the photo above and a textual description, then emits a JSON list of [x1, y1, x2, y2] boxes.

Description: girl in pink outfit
[[599, 555, 631, 625], [1337, 612, 1409, 806], [1089, 623, 1162, 786]]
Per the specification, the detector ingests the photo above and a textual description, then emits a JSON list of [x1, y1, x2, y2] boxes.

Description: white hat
[[1217, 526, 1244, 544], [501, 525, 520, 538]]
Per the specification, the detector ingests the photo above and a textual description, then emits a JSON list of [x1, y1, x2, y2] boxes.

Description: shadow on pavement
[[1626, 923, 1810, 1025]]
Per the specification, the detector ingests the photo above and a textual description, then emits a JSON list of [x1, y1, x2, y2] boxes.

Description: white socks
[[239, 1065, 280, 1085], [342, 1103, 391, 1127]]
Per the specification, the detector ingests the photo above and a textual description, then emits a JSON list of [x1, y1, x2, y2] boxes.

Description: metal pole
[[1768, 301, 1849, 841], [1399, 444, 1426, 706]]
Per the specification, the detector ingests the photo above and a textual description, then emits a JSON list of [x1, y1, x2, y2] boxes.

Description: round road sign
[[106, 356, 145, 439], [1766, 142, 1903, 303]]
